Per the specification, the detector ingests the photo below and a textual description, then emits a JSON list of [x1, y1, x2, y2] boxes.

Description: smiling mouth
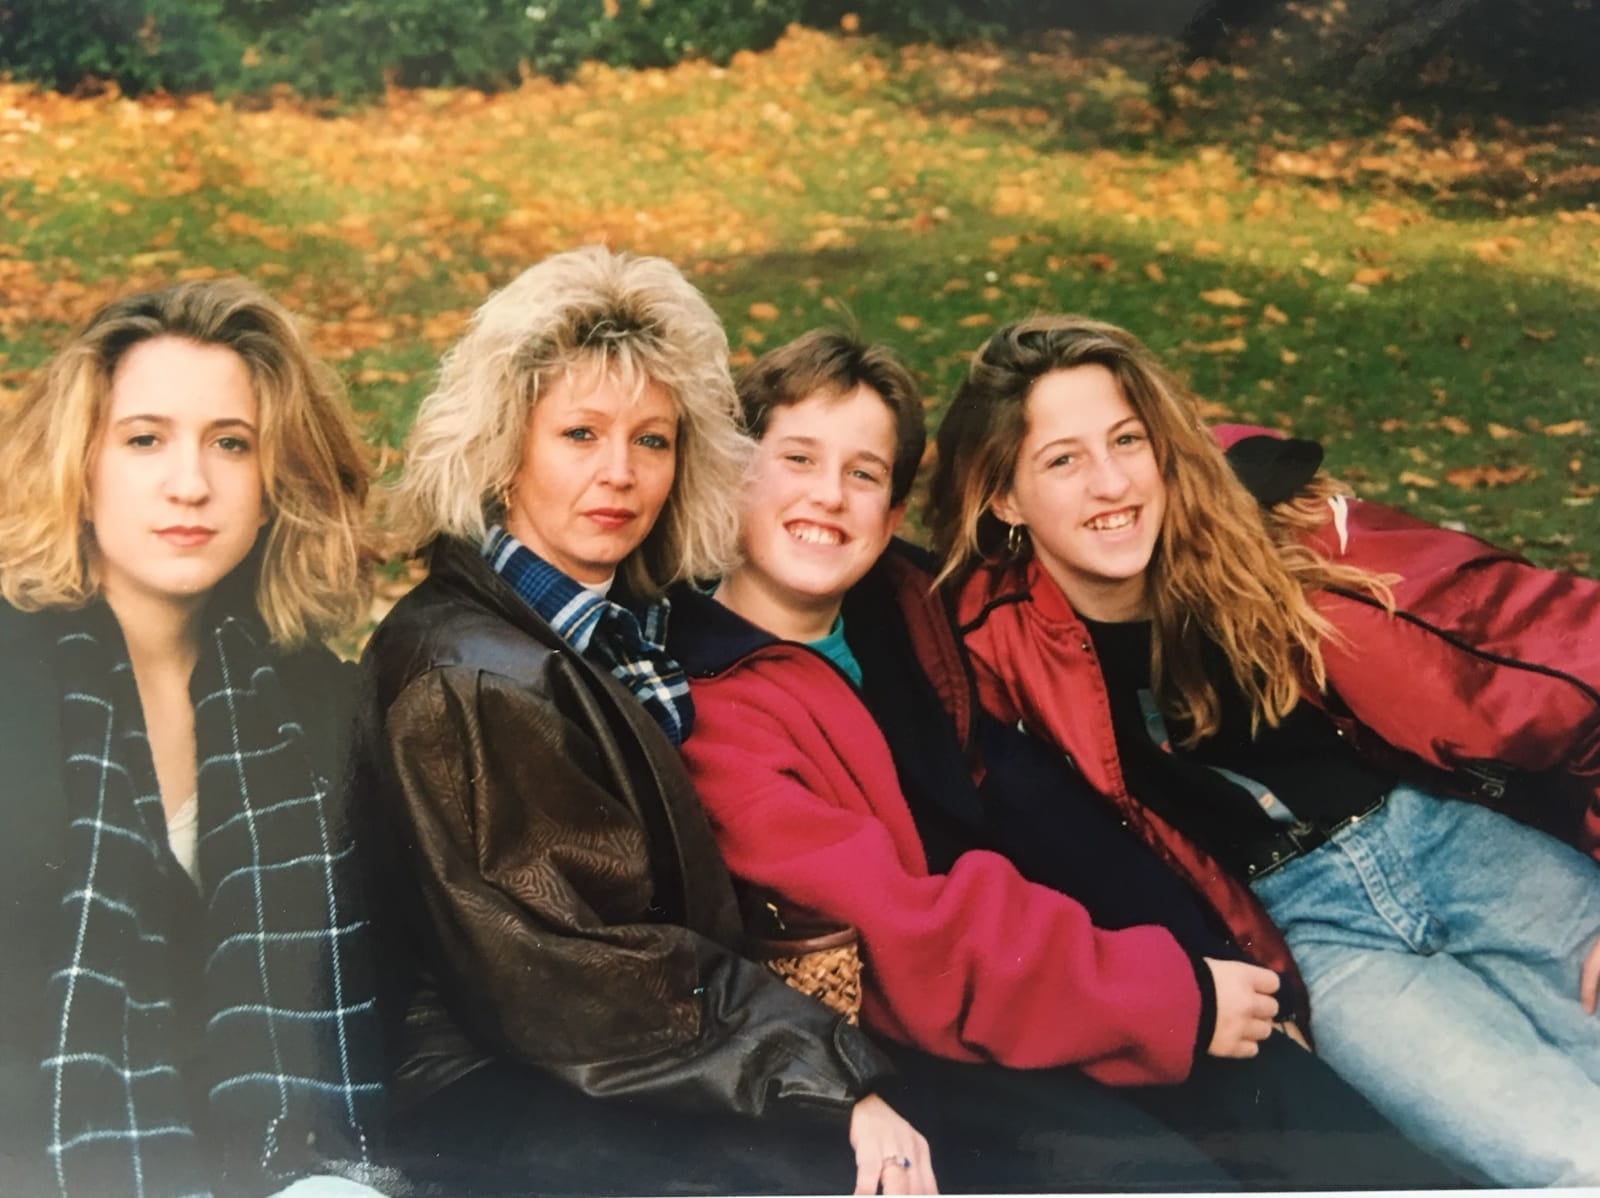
[[786, 521, 845, 546], [1085, 509, 1137, 532]]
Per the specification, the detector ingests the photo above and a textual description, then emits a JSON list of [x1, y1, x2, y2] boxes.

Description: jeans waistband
[[1240, 789, 1390, 882]]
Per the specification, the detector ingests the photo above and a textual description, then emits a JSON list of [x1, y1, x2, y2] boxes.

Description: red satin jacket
[[955, 495, 1600, 1020]]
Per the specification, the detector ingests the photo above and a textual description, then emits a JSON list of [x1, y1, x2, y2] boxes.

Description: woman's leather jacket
[[353, 538, 889, 1123]]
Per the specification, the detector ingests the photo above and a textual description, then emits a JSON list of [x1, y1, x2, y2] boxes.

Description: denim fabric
[[1252, 783, 1600, 1186]]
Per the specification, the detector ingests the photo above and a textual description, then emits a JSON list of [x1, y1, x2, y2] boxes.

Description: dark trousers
[[384, 1052, 1237, 1195]]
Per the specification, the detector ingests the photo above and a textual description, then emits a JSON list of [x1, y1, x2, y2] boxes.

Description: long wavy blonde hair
[[387, 245, 748, 595], [0, 278, 371, 647], [929, 314, 1387, 742]]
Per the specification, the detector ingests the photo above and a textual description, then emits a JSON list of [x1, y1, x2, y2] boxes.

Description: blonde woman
[[928, 313, 1600, 1187], [0, 280, 385, 1197], [357, 247, 934, 1196]]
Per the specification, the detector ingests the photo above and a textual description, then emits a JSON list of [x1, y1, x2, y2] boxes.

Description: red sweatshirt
[[678, 603, 1204, 1086]]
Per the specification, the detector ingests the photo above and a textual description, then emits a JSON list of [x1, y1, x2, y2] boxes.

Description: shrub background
[[0, 0, 1040, 99]]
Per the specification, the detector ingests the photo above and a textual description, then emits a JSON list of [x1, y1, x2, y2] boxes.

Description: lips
[[583, 508, 637, 530], [156, 526, 217, 548]]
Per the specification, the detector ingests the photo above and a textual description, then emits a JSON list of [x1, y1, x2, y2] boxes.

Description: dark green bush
[[1, 0, 1038, 99], [0, 0, 243, 94]]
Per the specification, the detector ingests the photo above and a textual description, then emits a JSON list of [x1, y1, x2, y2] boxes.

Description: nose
[[1085, 452, 1131, 499], [596, 433, 637, 489], [810, 467, 846, 510], [163, 443, 210, 505]]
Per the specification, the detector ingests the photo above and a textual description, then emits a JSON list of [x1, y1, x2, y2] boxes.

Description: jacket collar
[[664, 584, 774, 679], [666, 538, 946, 679], [425, 535, 576, 655]]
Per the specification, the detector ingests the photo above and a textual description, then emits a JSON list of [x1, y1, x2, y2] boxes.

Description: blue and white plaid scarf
[[483, 526, 694, 745], [46, 604, 384, 1198]]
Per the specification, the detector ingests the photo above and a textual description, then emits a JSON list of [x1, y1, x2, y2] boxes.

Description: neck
[[716, 570, 840, 644], [1039, 563, 1151, 624], [103, 584, 207, 680]]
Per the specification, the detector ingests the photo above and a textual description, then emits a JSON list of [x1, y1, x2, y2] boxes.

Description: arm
[[683, 654, 1203, 1086], [377, 664, 889, 1119]]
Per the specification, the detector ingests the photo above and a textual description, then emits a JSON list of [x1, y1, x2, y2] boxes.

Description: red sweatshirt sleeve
[[681, 650, 1202, 1086]]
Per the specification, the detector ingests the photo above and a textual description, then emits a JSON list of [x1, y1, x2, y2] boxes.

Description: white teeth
[[788, 523, 842, 545], [1087, 510, 1135, 531]]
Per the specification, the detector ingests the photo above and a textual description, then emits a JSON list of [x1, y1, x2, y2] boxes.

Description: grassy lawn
[[1, 20, 1596, 573]]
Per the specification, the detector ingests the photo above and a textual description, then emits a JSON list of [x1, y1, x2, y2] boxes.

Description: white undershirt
[[167, 793, 200, 886], [583, 574, 616, 598]]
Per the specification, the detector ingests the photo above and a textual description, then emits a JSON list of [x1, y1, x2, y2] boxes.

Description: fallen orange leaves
[[1445, 465, 1534, 489], [1181, 336, 1247, 354]]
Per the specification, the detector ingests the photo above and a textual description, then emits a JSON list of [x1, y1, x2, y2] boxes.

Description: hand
[[1580, 935, 1600, 1014], [1204, 957, 1279, 1059], [848, 1094, 937, 1195]]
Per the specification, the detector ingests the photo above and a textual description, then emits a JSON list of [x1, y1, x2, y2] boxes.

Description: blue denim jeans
[[1252, 783, 1600, 1187]]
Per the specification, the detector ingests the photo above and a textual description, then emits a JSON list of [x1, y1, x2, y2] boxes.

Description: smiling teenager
[[0, 280, 386, 1198], [353, 247, 936, 1197], [931, 314, 1600, 1187], [665, 329, 1460, 1191]]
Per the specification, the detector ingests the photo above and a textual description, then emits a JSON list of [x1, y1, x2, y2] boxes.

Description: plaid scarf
[[482, 526, 693, 744], [45, 604, 383, 1198]]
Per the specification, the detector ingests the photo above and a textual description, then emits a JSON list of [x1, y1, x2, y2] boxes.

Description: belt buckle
[[1248, 820, 1323, 881]]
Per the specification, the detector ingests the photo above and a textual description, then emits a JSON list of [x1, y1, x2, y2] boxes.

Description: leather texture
[[354, 538, 889, 1124]]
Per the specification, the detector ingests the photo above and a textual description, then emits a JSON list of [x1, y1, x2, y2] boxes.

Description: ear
[[886, 502, 907, 535], [989, 489, 1023, 528]]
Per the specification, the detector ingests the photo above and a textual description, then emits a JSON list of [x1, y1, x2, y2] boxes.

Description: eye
[[849, 467, 886, 486], [126, 432, 159, 449], [1046, 452, 1076, 469], [561, 427, 596, 443], [1114, 430, 1147, 449], [635, 432, 672, 451], [215, 435, 254, 454], [783, 452, 813, 467]]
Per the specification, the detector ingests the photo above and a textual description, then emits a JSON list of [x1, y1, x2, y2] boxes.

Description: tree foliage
[[0, 0, 1033, 98]]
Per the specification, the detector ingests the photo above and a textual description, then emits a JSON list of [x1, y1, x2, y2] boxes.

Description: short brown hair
[[735, 329, 925, 506]]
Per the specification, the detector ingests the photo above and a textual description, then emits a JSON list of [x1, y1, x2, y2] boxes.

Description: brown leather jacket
[[354, 538, 889, 1123]]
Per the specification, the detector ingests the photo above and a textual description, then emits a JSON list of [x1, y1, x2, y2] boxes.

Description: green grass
[[1, 23, 1595, 570]]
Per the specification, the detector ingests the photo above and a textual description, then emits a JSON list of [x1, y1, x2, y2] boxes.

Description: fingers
[[908, 1138, 937, 1195], [1581, 937, 1600, 1014], [879, 1155, 911, 1196], [855, 1150, 932, 1195], [853, 1156, 880, 1196]]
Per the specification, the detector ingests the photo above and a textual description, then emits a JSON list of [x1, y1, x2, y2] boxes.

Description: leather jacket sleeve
[[377, 660, 889, 1121]]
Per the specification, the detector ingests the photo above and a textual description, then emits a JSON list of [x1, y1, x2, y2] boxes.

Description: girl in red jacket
[[671, 328, 1461, 1191], [928, 313, 1600, 1187]]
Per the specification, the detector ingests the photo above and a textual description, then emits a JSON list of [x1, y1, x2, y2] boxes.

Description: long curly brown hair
[[928, 314, 1388, 742]]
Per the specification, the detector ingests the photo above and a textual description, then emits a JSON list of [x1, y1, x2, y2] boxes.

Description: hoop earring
[[1006, 523, 1025, 555]]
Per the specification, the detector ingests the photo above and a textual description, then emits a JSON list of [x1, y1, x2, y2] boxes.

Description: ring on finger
[[883, 1155, 912, 1169]]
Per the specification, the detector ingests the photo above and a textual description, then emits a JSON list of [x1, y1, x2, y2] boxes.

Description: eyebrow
[[111, 414, 259, 433], [774, 435, 891, 469], [850, 449, 894, 473], [563, 407, 678, 428], [1031, 416, 1143, 463]]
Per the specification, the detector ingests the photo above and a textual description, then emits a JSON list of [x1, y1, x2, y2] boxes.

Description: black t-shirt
[[1083, 616, 1392, 878]]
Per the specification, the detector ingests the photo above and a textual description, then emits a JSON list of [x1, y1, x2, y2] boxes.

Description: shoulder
[[366, 542, 568, 701]]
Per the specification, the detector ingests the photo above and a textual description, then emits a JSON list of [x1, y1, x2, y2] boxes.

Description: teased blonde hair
[[388, 245, 748, 595], [0, 278, 371, 647], [929, 314, 1388, 742]]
